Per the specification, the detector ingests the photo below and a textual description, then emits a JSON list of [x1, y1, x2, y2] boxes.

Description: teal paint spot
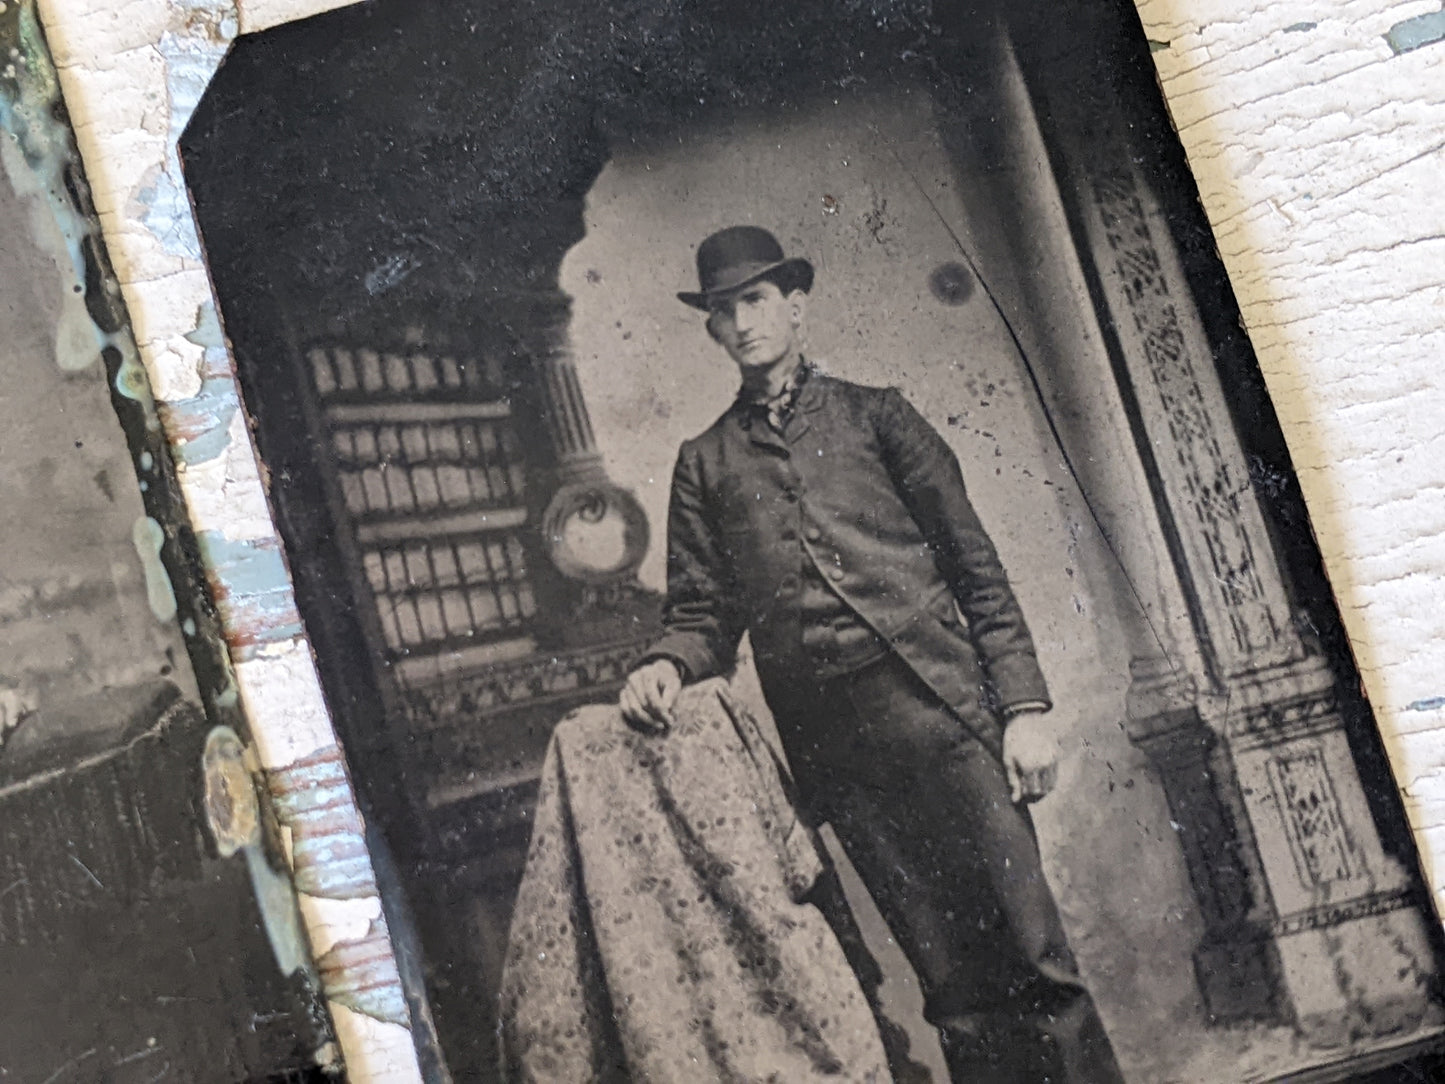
[[198, 532, 292, 598], [182, 617, 197, 636], [146, 25, 234, 261], [139, 450, 154, 471], [1386, 9, 1445, 54], [269, 750, 379, 901], [131, 516, 178, 623], [1147, 38, 1170, 53], [317, 917, 410, 1027], [164, 302, 239, 465], [184, 301, 226, 355], [196, 531, 304, 648], [166, 374, 240, 465], [1284, 21, 1317, 33], [1407, 695, 1445, 712]]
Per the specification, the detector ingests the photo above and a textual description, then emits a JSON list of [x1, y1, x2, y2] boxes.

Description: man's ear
[[705, 312, 724, 342], [787, 289, 808, 326]]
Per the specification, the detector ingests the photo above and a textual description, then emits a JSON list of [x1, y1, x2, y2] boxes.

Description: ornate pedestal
[[1223, 656, 1434, 1042], [1125, 657, 1282, 1022]]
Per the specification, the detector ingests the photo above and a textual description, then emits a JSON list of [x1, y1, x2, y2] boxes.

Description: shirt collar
[[735, 360, 809, 434], [736, 358, 810, 408]]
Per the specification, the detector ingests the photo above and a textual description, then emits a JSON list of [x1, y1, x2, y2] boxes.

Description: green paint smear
[[0, 7, 102, 374], [0, 2, 160, 429], [244, 844, 314, 978], [114, 341, 157, 411], [131, 516, 178, 623], [215, 678, 240, 709]]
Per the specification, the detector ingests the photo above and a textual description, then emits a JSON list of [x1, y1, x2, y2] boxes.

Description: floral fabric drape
[[499, 680, 890, 1083]]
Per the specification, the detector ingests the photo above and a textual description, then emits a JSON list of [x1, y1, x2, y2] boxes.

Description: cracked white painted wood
[[32, 0, 1445, 1079]]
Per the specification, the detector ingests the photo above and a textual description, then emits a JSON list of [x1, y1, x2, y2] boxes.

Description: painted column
[[502, 284, 650, 590], [512, 289, 609, 485], [938, 30, 1276, 1020], [1072, 153, 1436, 1041], [969, 10, 1438, 1032]]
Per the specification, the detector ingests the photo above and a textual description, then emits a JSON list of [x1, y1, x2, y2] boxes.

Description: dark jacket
[[647, 368, 1050, 745]]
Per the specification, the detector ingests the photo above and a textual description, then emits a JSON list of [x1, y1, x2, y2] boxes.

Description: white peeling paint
[[302, 894, 385, 959], [181, 407, 285, 540], [1138, 0, 1445, 902], [232, 640, 340, 769], [328, 1003, 427, 1084]]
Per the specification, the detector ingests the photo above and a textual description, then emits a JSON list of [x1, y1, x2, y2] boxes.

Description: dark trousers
[[765, 654, 1124, 1084]]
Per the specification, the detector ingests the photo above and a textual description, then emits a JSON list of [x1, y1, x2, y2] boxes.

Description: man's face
[[705, 279, 805, 370]]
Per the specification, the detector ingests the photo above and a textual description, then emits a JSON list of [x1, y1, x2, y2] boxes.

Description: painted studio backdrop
[[182, 0, 1445, 1080]]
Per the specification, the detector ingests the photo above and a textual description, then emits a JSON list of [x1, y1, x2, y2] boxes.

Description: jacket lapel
[[735, 407, 790, 455], [785, 371, 828, 444], [730, 364, 827, 451]]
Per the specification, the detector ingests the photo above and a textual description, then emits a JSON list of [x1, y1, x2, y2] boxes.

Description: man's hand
[[619, 658, 683, 734], [1002, 711, 1061, 804]]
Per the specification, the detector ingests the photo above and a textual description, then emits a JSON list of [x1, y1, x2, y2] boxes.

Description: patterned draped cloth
[[499, 680, 891, 1084]]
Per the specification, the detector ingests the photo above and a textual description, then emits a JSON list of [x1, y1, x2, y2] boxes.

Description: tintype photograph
[[0, 3, 331, 1079], [181, 0, 1445, 1080]]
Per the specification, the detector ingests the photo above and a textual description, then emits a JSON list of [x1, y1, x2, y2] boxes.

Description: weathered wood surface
[[32, 0, 1445, 1079]]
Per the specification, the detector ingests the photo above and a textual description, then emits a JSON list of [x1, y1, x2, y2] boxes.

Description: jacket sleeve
[[875, 387, 1052, 714], [638, 444, 745, 683]]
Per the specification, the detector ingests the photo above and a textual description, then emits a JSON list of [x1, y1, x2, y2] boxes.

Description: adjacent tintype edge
[[0, 1, 399, 1077]]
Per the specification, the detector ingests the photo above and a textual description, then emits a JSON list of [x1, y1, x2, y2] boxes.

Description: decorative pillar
[[500, 285, 655, 643], [1074, 154, 1436, 1041], [517, 290, 610, 486], [936, 30, 1280, 1020]]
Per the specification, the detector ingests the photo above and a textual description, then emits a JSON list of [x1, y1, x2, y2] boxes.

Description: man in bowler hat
[[619, 225, 1123, 1083]]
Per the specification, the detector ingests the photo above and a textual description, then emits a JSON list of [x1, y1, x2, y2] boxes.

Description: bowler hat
[[677, 226, 814, 309]]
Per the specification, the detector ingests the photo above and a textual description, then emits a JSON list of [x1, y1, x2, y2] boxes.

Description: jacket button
[[778, 573, 800, 595], [828, 567, 845, 582], [804, 526, 822, 542]]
